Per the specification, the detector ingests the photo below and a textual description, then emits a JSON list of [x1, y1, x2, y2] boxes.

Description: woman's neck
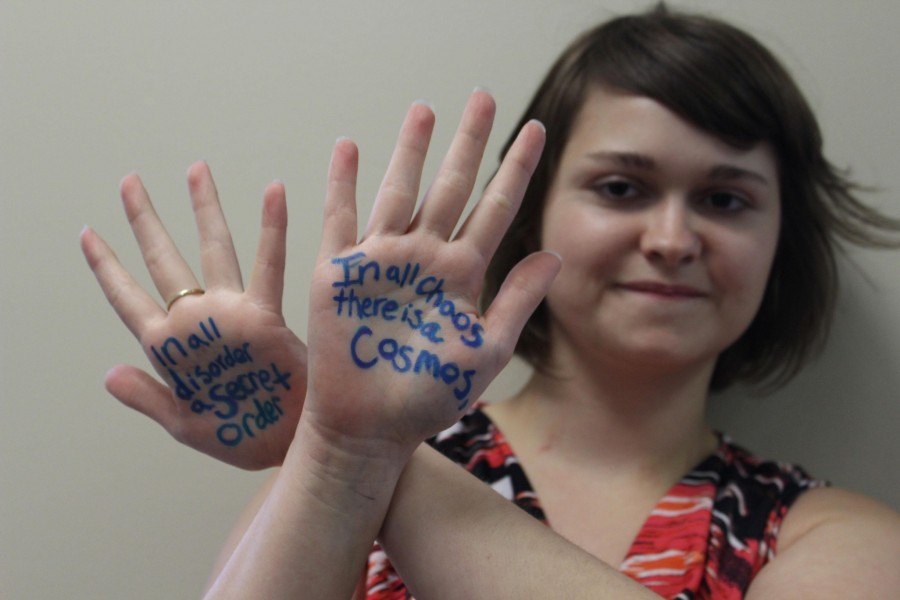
[[485, 348, 718, 480]]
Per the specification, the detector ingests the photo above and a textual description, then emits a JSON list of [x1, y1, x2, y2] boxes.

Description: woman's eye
[[594, 179, 640, 200], [704, 191, 748, 212]]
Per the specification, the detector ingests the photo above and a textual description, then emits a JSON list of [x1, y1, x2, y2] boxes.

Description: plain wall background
[[2, 1, 898, 598]]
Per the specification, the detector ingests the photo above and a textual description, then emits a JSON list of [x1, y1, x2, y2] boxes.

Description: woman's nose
[[640, 198, 701, 266]]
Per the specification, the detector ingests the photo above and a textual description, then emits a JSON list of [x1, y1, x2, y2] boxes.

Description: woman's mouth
[[617, 281, 707, 299]]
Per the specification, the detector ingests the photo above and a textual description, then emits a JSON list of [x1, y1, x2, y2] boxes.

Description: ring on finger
[[167, 288, 205, 311]]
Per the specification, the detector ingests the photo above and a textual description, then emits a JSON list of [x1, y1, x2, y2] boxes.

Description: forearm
[[207, 91, 558, 598], [205, 470, 278, 593], [204, 415, 409, 600], [379, 444, 659, 600]]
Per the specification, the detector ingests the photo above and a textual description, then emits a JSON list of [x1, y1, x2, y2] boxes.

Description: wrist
[[285, 409, 415, 511], [206, 410, 409, 599]]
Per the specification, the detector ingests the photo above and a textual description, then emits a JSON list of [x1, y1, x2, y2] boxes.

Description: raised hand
[[302, 90, 560, 456], [81, 163, 306, 469]]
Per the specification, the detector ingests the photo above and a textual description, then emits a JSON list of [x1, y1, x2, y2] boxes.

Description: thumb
[[105, 364, 181, 438]]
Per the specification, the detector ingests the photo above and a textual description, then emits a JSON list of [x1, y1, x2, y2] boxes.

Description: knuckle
[[484, 190, 515, 213], [379, 178, 417, 201], [437, 169, 474, 197]]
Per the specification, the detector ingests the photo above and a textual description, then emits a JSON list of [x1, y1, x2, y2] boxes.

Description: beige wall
[[2, 1, 898, 597]]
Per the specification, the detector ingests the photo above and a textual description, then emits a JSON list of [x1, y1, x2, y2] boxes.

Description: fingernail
[[412, 98, 435, 112], [473, 85, 493, 96], [544, 250, 562, 262], [527, 119, 546, 132]]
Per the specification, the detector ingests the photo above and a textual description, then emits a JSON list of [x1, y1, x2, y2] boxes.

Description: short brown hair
[[482, 3, 900, 391]]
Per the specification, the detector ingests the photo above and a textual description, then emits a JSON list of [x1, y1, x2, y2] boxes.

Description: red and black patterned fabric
[[366, 406, 824, 599]]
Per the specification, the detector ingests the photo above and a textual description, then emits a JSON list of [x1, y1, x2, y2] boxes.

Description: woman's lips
[[617, 281, 708, 299]]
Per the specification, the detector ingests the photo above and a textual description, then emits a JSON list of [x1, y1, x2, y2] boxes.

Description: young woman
[[81, 5, 900, 598]]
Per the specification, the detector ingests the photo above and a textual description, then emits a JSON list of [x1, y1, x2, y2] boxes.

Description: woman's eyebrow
[[708, 164, 771, 186], [587, 151, 771, 187], [586, 151, 656, 170]]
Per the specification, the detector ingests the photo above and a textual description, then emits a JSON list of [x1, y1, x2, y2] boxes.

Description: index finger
[[121, 173, 202, 304], [319, 137, 360, 258], [80, 226, 164, 339]]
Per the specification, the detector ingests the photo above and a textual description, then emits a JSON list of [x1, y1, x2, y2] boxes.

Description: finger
[[454, 119, 545, 260], [482, 251, 561, 359], [410, 88, 496, 239], [105, 364, 182, 440], [80, 226, 165, 339], [120, 173, 202, 304], [246, 180, 287, 313], [187, 162, 243, 290], [320, 137, 360, 257], [363, 101, 435, 237]]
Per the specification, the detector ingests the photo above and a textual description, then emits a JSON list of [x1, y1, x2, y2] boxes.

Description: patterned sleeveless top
[[365, 407, 825, 599]]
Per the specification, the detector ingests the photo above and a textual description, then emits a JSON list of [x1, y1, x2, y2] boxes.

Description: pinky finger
[[482, 251, 561, 358]]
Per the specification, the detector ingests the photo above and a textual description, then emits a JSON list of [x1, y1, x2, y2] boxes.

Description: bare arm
[[379, 444, 660, 600], [745, 487, 900, 599], [203, 419, 408, 599], [204, 89, 558, 598], [206, 471, 277, 592], [208, 469, 370, 599], [379, 446, 900, 599], [218, 438, 900, 599]]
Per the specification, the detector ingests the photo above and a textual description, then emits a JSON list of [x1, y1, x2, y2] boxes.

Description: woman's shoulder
[[715, 435, 823, 488], [693, 436, 827, 564], [710, 437, 900, 593], [746, 486, 900, 597], [703, 436, 826, 507], [777, 485, 900, 552]]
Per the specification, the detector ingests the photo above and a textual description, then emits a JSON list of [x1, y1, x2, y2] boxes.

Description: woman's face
[[540, 87, 781, 376]]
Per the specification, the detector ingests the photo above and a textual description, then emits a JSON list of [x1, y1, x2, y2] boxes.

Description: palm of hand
[[304, 92, 558, 453], [82, 163, 305, 469], [308, 235, 490, 447], [84, 92, 559, 468], [137, 294, 306, 468]]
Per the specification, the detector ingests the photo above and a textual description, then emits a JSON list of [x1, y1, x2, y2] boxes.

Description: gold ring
[[167, 288, 205, 311]]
